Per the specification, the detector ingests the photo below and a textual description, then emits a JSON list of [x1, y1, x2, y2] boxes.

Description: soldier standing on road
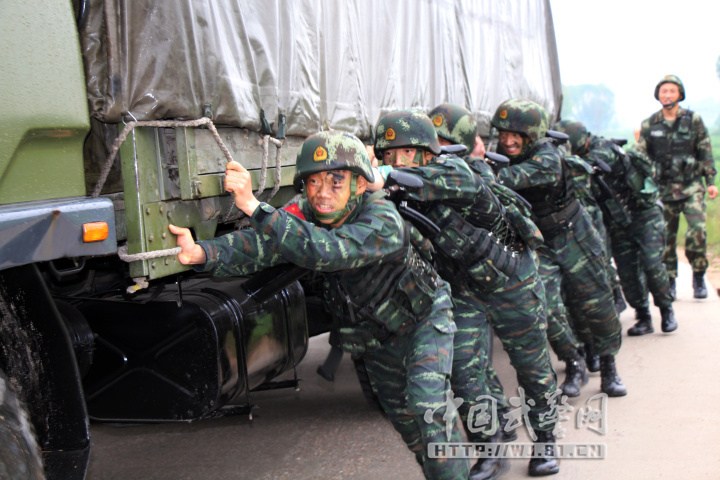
[[374, 108, 560, 478], [169, 130, 469, 480], [557, 119, 677, 336], [491, 99, 626, 405], [636, 75, 718, 299]]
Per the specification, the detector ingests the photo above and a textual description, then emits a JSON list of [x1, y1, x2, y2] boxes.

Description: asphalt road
[[86, 260, 720, 479]]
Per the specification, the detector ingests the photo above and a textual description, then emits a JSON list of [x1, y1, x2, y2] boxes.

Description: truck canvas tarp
[[81, 0, 562, 138]]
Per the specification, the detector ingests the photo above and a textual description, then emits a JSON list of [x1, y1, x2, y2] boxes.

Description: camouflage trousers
[[586, 201, 622, 293], [481, 249, 559, 432], [609, 204, 673, 309], [663, 191, 709, 276], [363, 310, 470, 479], [539, 207, 622, 359], [447, 283, 495, 443], [570, 202, 622, 343]]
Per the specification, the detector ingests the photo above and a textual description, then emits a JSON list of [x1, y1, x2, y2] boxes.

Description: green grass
[[676, 133, 720, 257]]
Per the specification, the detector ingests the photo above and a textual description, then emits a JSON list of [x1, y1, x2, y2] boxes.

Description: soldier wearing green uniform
[[491, 99, 626, 405], [557, 119, 677, 336], [374, 108, 559, 478], [429, 104, 566, 474], [168, 130, 469, 480], [636, 75, 718, 299]]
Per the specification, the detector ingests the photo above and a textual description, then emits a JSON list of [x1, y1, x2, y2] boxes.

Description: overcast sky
[[549, 0, 720, 129]]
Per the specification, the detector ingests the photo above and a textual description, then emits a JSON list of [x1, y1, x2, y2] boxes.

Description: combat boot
[[583, 341, 600, 373], [693, 272, 708, 299], [669, 277, 676, 300], [497, 406, 518, 442], [528, 429, 559, 477], [627, 307, 653, 336], [613, 286, 627, 315], [559, 350, 587, 397], [600, 355, 627, 397], [469, 431, 509, 480], [660, 306, 678, 333]]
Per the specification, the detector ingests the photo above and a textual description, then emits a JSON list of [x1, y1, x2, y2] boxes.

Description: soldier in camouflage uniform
[[555, 121, 626, 372], [557, 120, 677, 336], [636, 75, 718, 299], [429, 103, 563, 458], [169, 130, 469, 480], [491, 99, 626, 407], [374, 108, 559, 478]]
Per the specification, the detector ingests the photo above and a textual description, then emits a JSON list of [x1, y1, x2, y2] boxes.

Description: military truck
[[0, 0, 562, 478]]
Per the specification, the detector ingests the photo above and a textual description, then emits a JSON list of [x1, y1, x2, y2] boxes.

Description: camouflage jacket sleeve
[[194, 195, 405, 277], [496, 142, 563, 191], [397, 155, 481, 204], [692, 112, 716, 186]]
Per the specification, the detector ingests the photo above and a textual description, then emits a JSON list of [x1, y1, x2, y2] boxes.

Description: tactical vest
[[404, 166, 530, 292], [424, 202, 518, 293], [602, 142, 658, 214], [647, 110, 698, 184], [513, 140, 579, 237], [326, 199, 441, 353]]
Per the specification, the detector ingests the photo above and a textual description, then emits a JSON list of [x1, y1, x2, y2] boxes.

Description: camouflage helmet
[[491, 98, 549, 143], [293, 130, 375, 191], [428, 103, 478, 154], [554, 119, 589, 155], [374, 109, 442, 157], [654, 75, 685, 101]]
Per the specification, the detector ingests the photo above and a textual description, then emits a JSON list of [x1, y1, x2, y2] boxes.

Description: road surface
[[86, 260, 720, 479]]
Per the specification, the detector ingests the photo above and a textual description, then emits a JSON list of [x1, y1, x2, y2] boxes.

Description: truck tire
[[351, 356, 384, 413], [0, 370, 45, 480]]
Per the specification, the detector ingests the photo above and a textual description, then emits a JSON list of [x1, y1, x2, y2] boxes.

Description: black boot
[[497, 406, 518, 442], [669, 277, 676, 300], [627, 307, 653, 336], [613, 286, 627, 315], [600, 355, 627, 397], [583, 341, 600, 373], [528, 429, 559, 477], [469, 431, 510, 480], [693, 272, 708, 299], [559, 350, 587, 397], [660, 306, 678, 333]]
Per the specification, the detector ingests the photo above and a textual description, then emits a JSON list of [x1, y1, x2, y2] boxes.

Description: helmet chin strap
[[308, 175, 361, 223], [662, 100, 679, 110]]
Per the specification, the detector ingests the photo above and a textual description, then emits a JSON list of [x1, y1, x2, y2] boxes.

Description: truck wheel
[[0, 370, 45, 480], [351, 356, 384, 412]]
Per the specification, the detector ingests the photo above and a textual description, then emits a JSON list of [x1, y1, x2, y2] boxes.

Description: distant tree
[[561, 84, 617, 134]]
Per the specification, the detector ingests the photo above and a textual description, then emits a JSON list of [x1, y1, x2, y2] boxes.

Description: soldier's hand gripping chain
[[224, 160, 261, 215]]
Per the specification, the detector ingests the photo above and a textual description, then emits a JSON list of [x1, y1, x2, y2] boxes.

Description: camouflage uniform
[[429, 104, 558, 439], [637, 75, 717, 295], [584, 133, 676, 334], [375, 111, 498, 447], [555, 121, 626, 367], [493, 99, 625, 403], [194, 131, 469, 480]]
